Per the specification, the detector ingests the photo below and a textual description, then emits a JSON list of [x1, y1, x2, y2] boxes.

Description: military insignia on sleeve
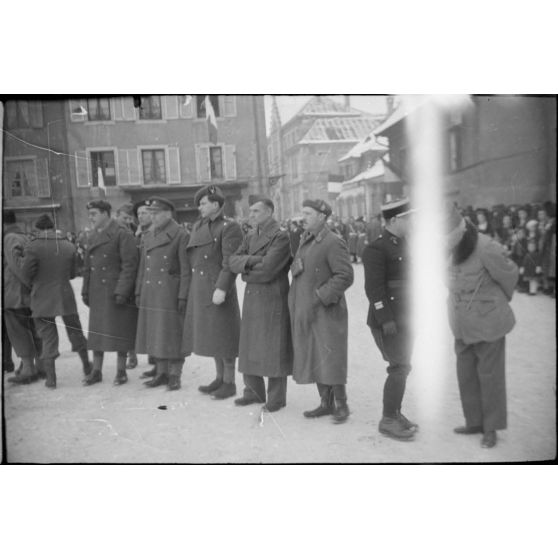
[[374, 301, 384, 309]]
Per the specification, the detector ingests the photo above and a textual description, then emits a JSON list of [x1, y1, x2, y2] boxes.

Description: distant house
[[267, 96, 384, 219], [373, 95, 557, 207]]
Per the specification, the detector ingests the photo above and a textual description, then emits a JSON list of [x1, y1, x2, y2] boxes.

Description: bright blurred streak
[[404, 94, 471, 426]]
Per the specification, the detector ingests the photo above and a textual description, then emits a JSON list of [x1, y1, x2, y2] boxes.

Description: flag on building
[[205, 95, 218, 144], [183, 95, 192, 106], [97, 166, 107, 196]]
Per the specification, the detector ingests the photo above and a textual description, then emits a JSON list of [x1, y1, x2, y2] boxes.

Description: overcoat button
[[146, 267, 150, 271], [146, 280, 150, 284], [103, 254, 107, 258], [158, 281, 162, 285], [200, 271, 204, 275], [204, 255, 208, 259], [161, 268, 164, 272], [101, 279, 106, 284], [91, 267, 95, 271], [164, 256, 167, 259]]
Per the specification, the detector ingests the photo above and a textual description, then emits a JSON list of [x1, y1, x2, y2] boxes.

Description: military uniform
[[135, 199, 190, 390], [21, 224, 91, 387], [362, 199, 416, 439], [182, 185, 243, 399]]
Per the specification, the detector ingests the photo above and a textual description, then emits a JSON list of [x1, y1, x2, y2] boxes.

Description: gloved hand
[[177, 298, 187, 314], [82, 294, 89, 307], [519, 267, 525, 275], [115, 295, 127, 305], [382, 320, 398, 336], [212, 288, 226, 305]]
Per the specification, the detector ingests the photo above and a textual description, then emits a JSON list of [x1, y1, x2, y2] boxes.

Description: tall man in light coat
[[445, 204, 519, 449], [20, 214, 91, 388], [229, 196, 293, 412], [135, 197, 190, 391], [81, 200, 139, 386], [182, 185, 243, 400], [289, 199, 354, 423]]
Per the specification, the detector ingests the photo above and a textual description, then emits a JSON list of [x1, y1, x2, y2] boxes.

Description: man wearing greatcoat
[[135, 197, 190, 391], [229, 196, 293, 412], [182, 185, 243, 400]]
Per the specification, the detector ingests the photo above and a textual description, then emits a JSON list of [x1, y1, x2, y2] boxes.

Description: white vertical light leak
[[405, 95, 470, 428]]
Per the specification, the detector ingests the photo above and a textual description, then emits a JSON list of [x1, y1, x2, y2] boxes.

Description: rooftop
[[338, 132, 388, 162], [298, 116, 380, 144]]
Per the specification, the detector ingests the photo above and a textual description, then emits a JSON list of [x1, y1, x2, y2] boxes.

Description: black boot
[[199, 378, 223, 394], [78, 349, 92, 376], [140, 367, 157, 379], [303, 385, 334, 418], [8, 358, 38, 384], [44, 358, 56, 389], [113, 369, 128, 385], [167, 360, 183, 391], [83, 369, 102, 386]]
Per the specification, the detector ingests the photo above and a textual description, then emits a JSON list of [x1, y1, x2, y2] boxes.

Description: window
[[90, 151, 116, 187], [6, 101, 43, 128], [87, 98, 111, 121], [139, 96, 162, 120], [5, 159, 38, 197], [142, 149, 166, 184], [448, 127, 462, 171], [196, 95, 220, 118], [210, 146, 224, 179]]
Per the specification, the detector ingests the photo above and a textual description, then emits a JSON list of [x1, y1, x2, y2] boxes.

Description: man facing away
[[229, 196, 293, 412]]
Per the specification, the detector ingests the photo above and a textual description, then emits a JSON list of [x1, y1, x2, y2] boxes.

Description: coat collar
[[300, 222, 329, 246], [189, 213, 225, 247], [88, 219, 121, 250], [250, 218, 280, 253], [144, 219, 180, 251]]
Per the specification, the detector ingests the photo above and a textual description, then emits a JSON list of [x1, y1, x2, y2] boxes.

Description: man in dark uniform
[[20, 214, 91, 388], [229, 196, 293, 412], [81, 200, 139, 386], [135, 197, 190, 390], [362, 198, 418, 441], [182, 185, 243, 400]]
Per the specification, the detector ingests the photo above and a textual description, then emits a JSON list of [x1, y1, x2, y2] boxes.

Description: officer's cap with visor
[[381, 198, 415, 221], [144, 197, 175, 212]]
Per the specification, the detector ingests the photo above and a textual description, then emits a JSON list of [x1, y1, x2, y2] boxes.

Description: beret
[[302, 198, 332, 217], [35, 213, 54, 230], [194, 185, 225, 207], [249, 195, 274, 212], [381, 198, 413, 220], [144, 197, 175, 211], [133, 199, 149, 218], [86, 199, 112, 212]]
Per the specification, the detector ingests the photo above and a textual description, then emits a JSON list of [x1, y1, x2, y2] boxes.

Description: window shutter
[[122, 97, 137, 120], [75, 151, 91, 187], [111, 97, 124, 120], [128, 149, 141, 184], [223, 95, 237, 117], [117, 150, 130, 185], [36, 158, 50, 197], [195, 145, 211, 183], [163, 96, 179, 119], [168, 147, 181, 184], [179, 96, 193, 118], [69, 99, 86, 122], [224, 144, 237, 180]]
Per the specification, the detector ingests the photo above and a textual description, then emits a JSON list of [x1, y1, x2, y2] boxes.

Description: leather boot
[[199, 378, 223, 394], [332, 385, 350, 423], [83, 369, 102, 386], [113, 369, 128, 385], [141, 367, 157, 379], [379, 416, 415, 441], [144, 359, 168, 387], [8, 358, 38, 384], [44, 358, 56, 389], [126, 351, 138, 369], [36, 358, 47, 379], [78, 349, 92, 376], [303, 385, 334, 418], [167, 360, 183, 391], [212, 382, 237, 399]]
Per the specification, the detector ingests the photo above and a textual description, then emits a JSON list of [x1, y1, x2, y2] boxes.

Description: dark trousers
[[371, 325, 412, 418], [242, 374, 287, 406], [2, 315, 14, 370], [317, 382, 346, 403], [4, 307, 40, 359], [455, 337, 507, 432], [34, 314, 88, 359]]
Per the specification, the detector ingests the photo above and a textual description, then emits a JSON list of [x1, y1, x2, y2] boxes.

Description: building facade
[[2, 95, 269, 232], [373, 95, 557, 207], [267, 96, 384, 220]]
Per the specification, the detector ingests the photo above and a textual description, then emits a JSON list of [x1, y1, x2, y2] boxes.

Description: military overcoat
[[82, 219, 138, 352], [21, 230, 79, 318], [288, 224, 354, 385], [182, 212, 243, 358], [229, 218, 293, 377], [3, 224, 31, 309], [135, 219, 190, 359]]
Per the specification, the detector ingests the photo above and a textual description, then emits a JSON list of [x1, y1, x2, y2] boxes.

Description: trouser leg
[[332, 384, 347, 404], [4, 308, 37, 358], [455, 339, 483, 428], [61, 313, 88, 353], [223, 357, 236, 384], [92, 350, 104, 372], [475, 337, 507, 431], [116, 351, 127, 372], [214, 357, 225, 381], [316, 382, 333, 405], [34, 317, 60, 360], [2, 315, 14, 371], [243, 374, 266, 402], [169, 358, 185, 378], [267, 377, 287, 407], [371, 326, 412, 418]]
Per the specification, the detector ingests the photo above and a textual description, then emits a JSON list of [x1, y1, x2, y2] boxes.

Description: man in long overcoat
[[3, 209, 42, 384], [289, 199, 354, 423], [20, 214, 91, 388], [362, 199, 417, 441], [81, 200, 139, 386], [135, 197, 190, 390], [182, 185, 243, 400], [229, 197, 293, 412], [445, 204, 519, 449]]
